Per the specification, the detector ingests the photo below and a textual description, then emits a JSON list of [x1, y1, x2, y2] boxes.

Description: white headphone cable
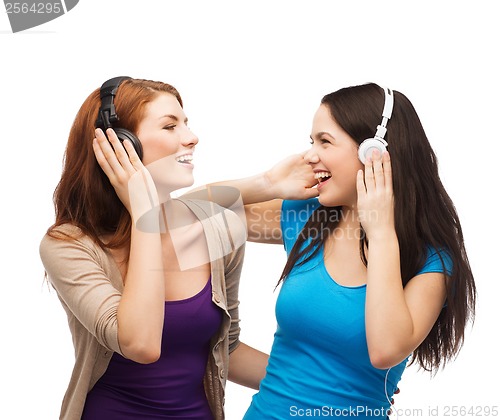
[[384, 367, 399, 419]]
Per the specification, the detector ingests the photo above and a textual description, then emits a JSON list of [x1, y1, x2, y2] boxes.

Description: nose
[[304, 146, 319, 165], [182, 127, 199, 147]]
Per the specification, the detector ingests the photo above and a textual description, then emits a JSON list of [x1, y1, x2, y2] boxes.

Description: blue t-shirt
[[244, 198, 452, 419]]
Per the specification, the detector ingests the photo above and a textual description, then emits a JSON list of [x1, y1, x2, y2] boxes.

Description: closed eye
[[309, 137, 332, 145]]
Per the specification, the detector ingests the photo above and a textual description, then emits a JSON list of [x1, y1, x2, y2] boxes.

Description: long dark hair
[[279, 83, 476, 373], [47, 78, 183, 252]]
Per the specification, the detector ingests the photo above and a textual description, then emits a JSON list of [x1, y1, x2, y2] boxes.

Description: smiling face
[[136, 93, 199, 193], [306, 104, 363, 208]]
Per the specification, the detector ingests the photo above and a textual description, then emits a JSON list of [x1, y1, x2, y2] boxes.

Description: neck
[[326, 206, 362, 243], [338, 205, 359, 227]]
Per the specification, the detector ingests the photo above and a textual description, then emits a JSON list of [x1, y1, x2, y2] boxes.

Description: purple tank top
[[82, 278, 222, 419]]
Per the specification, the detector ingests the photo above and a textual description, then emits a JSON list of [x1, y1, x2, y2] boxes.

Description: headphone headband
[[374, 86, 394, 140], [357, 85, 394, 164], [94, 76, 144, 160], [381, 86, 394, 120], [95, 76, 131, 130]]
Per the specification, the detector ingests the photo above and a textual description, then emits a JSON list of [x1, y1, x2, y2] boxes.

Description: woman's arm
[[365, 233, 446, 369], [197, 153, 318, 244], [40, 230, 124, 353], [94, 128, 165, 364], [357, 151, 447, 369], [218, 213, 269, 389], [228, 343, 269, 389]]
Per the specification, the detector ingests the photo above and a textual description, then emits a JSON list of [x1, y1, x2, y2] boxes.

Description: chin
[[155, 176, 194, 194], [318, 192, 337, 207], [318, 184, 354, 208], [176, 176, 195, 190]]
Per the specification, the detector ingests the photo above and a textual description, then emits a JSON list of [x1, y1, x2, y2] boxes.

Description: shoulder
[[280, 198, 321, 249], [282, 197, 321, 215], [40, 223, 84, 253], [281, 198, 320, 232], [40, 225, 123, 295], [40, 223, 100, 250], [417, 246, 453, 276], [281, 198, 321, 228], [39, 223, 107, 268]]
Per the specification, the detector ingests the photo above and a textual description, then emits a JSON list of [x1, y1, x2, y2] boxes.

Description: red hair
[[47, 79, 183, 252]]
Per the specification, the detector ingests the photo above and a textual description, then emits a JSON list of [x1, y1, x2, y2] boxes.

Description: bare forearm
[[207, 172, 278, 205], [365, 232, 413, 368], [118, 218, 165, 363], [199, 154, 318, 206], [228, 342, 269, 389]]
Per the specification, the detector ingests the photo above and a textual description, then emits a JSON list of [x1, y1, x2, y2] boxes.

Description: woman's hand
[[265, 153, 318, 200], [356, 150, 395, 240], [93, 128, 159, 223]]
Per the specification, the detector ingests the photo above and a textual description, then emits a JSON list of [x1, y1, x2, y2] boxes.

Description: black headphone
[[95, 76, 144, 160], [357, 86, 394, 164]]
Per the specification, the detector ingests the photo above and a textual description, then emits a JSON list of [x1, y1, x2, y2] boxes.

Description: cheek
[[329, 150, 363, 174], [331, 154, 363, 193], [140, 136, 178, 165], [338, 167, 360, 193]]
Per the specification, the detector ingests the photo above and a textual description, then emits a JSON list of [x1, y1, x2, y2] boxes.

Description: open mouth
[[314, 171, 332, 185], [175, 154, 193, 164]]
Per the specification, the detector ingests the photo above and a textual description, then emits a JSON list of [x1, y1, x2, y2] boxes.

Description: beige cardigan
[[39, 199, 245, 420]]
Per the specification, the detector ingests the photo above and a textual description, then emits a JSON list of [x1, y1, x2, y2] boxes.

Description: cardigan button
[[213, 292, 221, 303], [220, 369, 224, 378]]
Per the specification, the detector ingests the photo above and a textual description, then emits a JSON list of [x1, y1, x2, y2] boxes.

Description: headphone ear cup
[[358, 138, 387, 164], [114, 128, 144, 161]]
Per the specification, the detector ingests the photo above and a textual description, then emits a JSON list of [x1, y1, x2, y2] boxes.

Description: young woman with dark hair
[[211, 83, 476, 419]]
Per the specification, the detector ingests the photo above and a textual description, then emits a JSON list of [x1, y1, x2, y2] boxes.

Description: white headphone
[[357, 86, 394, 164]]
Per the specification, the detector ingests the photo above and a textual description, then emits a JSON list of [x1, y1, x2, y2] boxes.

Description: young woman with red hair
[[40, 77, 267, 420]]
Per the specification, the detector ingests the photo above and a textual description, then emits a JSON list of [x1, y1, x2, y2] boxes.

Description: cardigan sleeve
[[224, 242, 245, 354], [221, 209, 246, 354], [39, 229, 123, 354]]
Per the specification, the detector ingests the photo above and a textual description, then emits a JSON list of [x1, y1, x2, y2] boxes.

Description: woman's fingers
[[357, 150, 395, 237], [104, 128, 137, 173], [94, 128, 143, 180], [382, 151, 392, 194], [94, 128, 124, 177], [122, 137, 142, 169], [363, 150, 390, 194], [93, 131, 116, 179], [357, 150, 393, 210], [363, 155, 376, 194], [372, 150, 385, 189], [356, 168, 366, 200]]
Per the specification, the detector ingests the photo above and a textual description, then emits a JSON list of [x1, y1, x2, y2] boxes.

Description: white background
[[1, 1, 498, 419]]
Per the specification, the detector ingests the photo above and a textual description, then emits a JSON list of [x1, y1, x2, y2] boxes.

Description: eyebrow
[[159, 114, 188, 123], [310, 131, 334, 140]]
